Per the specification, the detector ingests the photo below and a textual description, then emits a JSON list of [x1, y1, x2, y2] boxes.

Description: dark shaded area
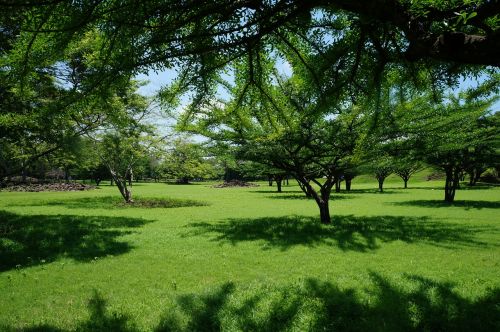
[[344, 188, 404, 194], [155, 274, 500, 332], [394, 200, 500, 210], [9, 196, 208, 209], [185, 215, 490, 251], [266, 194, 355, 201], [3, 274, 498, 332], [0, 211, 151, 271], [250, 189, 300, 194]]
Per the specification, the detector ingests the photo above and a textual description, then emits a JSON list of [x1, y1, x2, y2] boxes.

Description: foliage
[[161, 138, 216, 184]]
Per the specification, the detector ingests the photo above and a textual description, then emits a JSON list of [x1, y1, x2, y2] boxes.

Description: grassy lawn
[[0, 174, 499, 331]]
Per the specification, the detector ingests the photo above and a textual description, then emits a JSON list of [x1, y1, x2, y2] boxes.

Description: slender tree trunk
[[345, 179, 352, 191], [286, 177, 289, 185], [268, 175, 273, 186], [274, 175, 283, 193], [335, 179, 341, 193], [377, 178, 384, 192], [128, 169, 133, 186], [444, 167, 459, 203], [109, 168, 133, 203], [110, 178, 114, 186], [403, 177, 408, 189]]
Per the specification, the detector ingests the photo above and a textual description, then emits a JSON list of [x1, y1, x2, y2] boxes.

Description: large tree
[[181, 59, 364, 223]]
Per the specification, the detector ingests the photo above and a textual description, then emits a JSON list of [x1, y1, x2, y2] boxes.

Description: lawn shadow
[[0, 210, 151, 271], [394, 200, 500, 210], [154, 273, 500, 332], [5, 273, 497, 331], [344, 188, 404, 194], [266, 194, 355, 200], [186, 215, 491, 252], [10, 196, 208, 209], [250, 189, 301, 194]]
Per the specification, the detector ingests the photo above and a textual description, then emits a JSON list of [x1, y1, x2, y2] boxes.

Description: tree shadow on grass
[[154, 273, 500, 332], [10, 196, 208, 209], [185, 215, 491, 252], [393, 200, 500, 210], [0, 211, 151, 271], [6, 273, 498, 331], [1, 290, 137, 332], [266, 194, 355, 200], [344, 188, 404, 194]]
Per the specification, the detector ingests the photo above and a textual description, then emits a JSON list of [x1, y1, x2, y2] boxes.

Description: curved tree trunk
[[297, 179, 312, 197], [109, 169, 133, 203]]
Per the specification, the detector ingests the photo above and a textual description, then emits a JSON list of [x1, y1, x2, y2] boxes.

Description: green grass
[[0, 176, 499, 331]]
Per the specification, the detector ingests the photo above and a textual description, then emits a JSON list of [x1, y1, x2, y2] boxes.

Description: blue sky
[[137, 67, 499, 111]]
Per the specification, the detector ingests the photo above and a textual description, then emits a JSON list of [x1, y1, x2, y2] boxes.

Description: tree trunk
[[335, 179, 341, 193], [444, 167, 459, 203], [345, 179, 352, 191], [128, 169, 133, 186], [378, 178, 384, 192], [109, 169, 133, 203], [268, 175, 273, 186], [299, 177, 333, 224], [115, 177, 133, 203], [275, 176, 282, 193], [403, 177, 408, 189], [317, 199, 331, 224], [110, 178, 114, 186], [285, 177, 289, 185], [297, 179, 312, 197]]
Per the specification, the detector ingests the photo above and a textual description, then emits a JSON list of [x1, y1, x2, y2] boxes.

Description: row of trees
[[1, 1, 499, 222]]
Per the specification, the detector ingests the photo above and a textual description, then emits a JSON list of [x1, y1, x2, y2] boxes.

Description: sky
[[137, 66, 499, 108]]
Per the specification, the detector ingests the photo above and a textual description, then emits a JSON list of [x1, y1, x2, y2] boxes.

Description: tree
[[89, 81, 156, 203], [161, 138, 216, 184], [395, 94, 498, 202], [373, 158, 393, 193], [180, 59, 364, 223], [394, 161, 422, 189]]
